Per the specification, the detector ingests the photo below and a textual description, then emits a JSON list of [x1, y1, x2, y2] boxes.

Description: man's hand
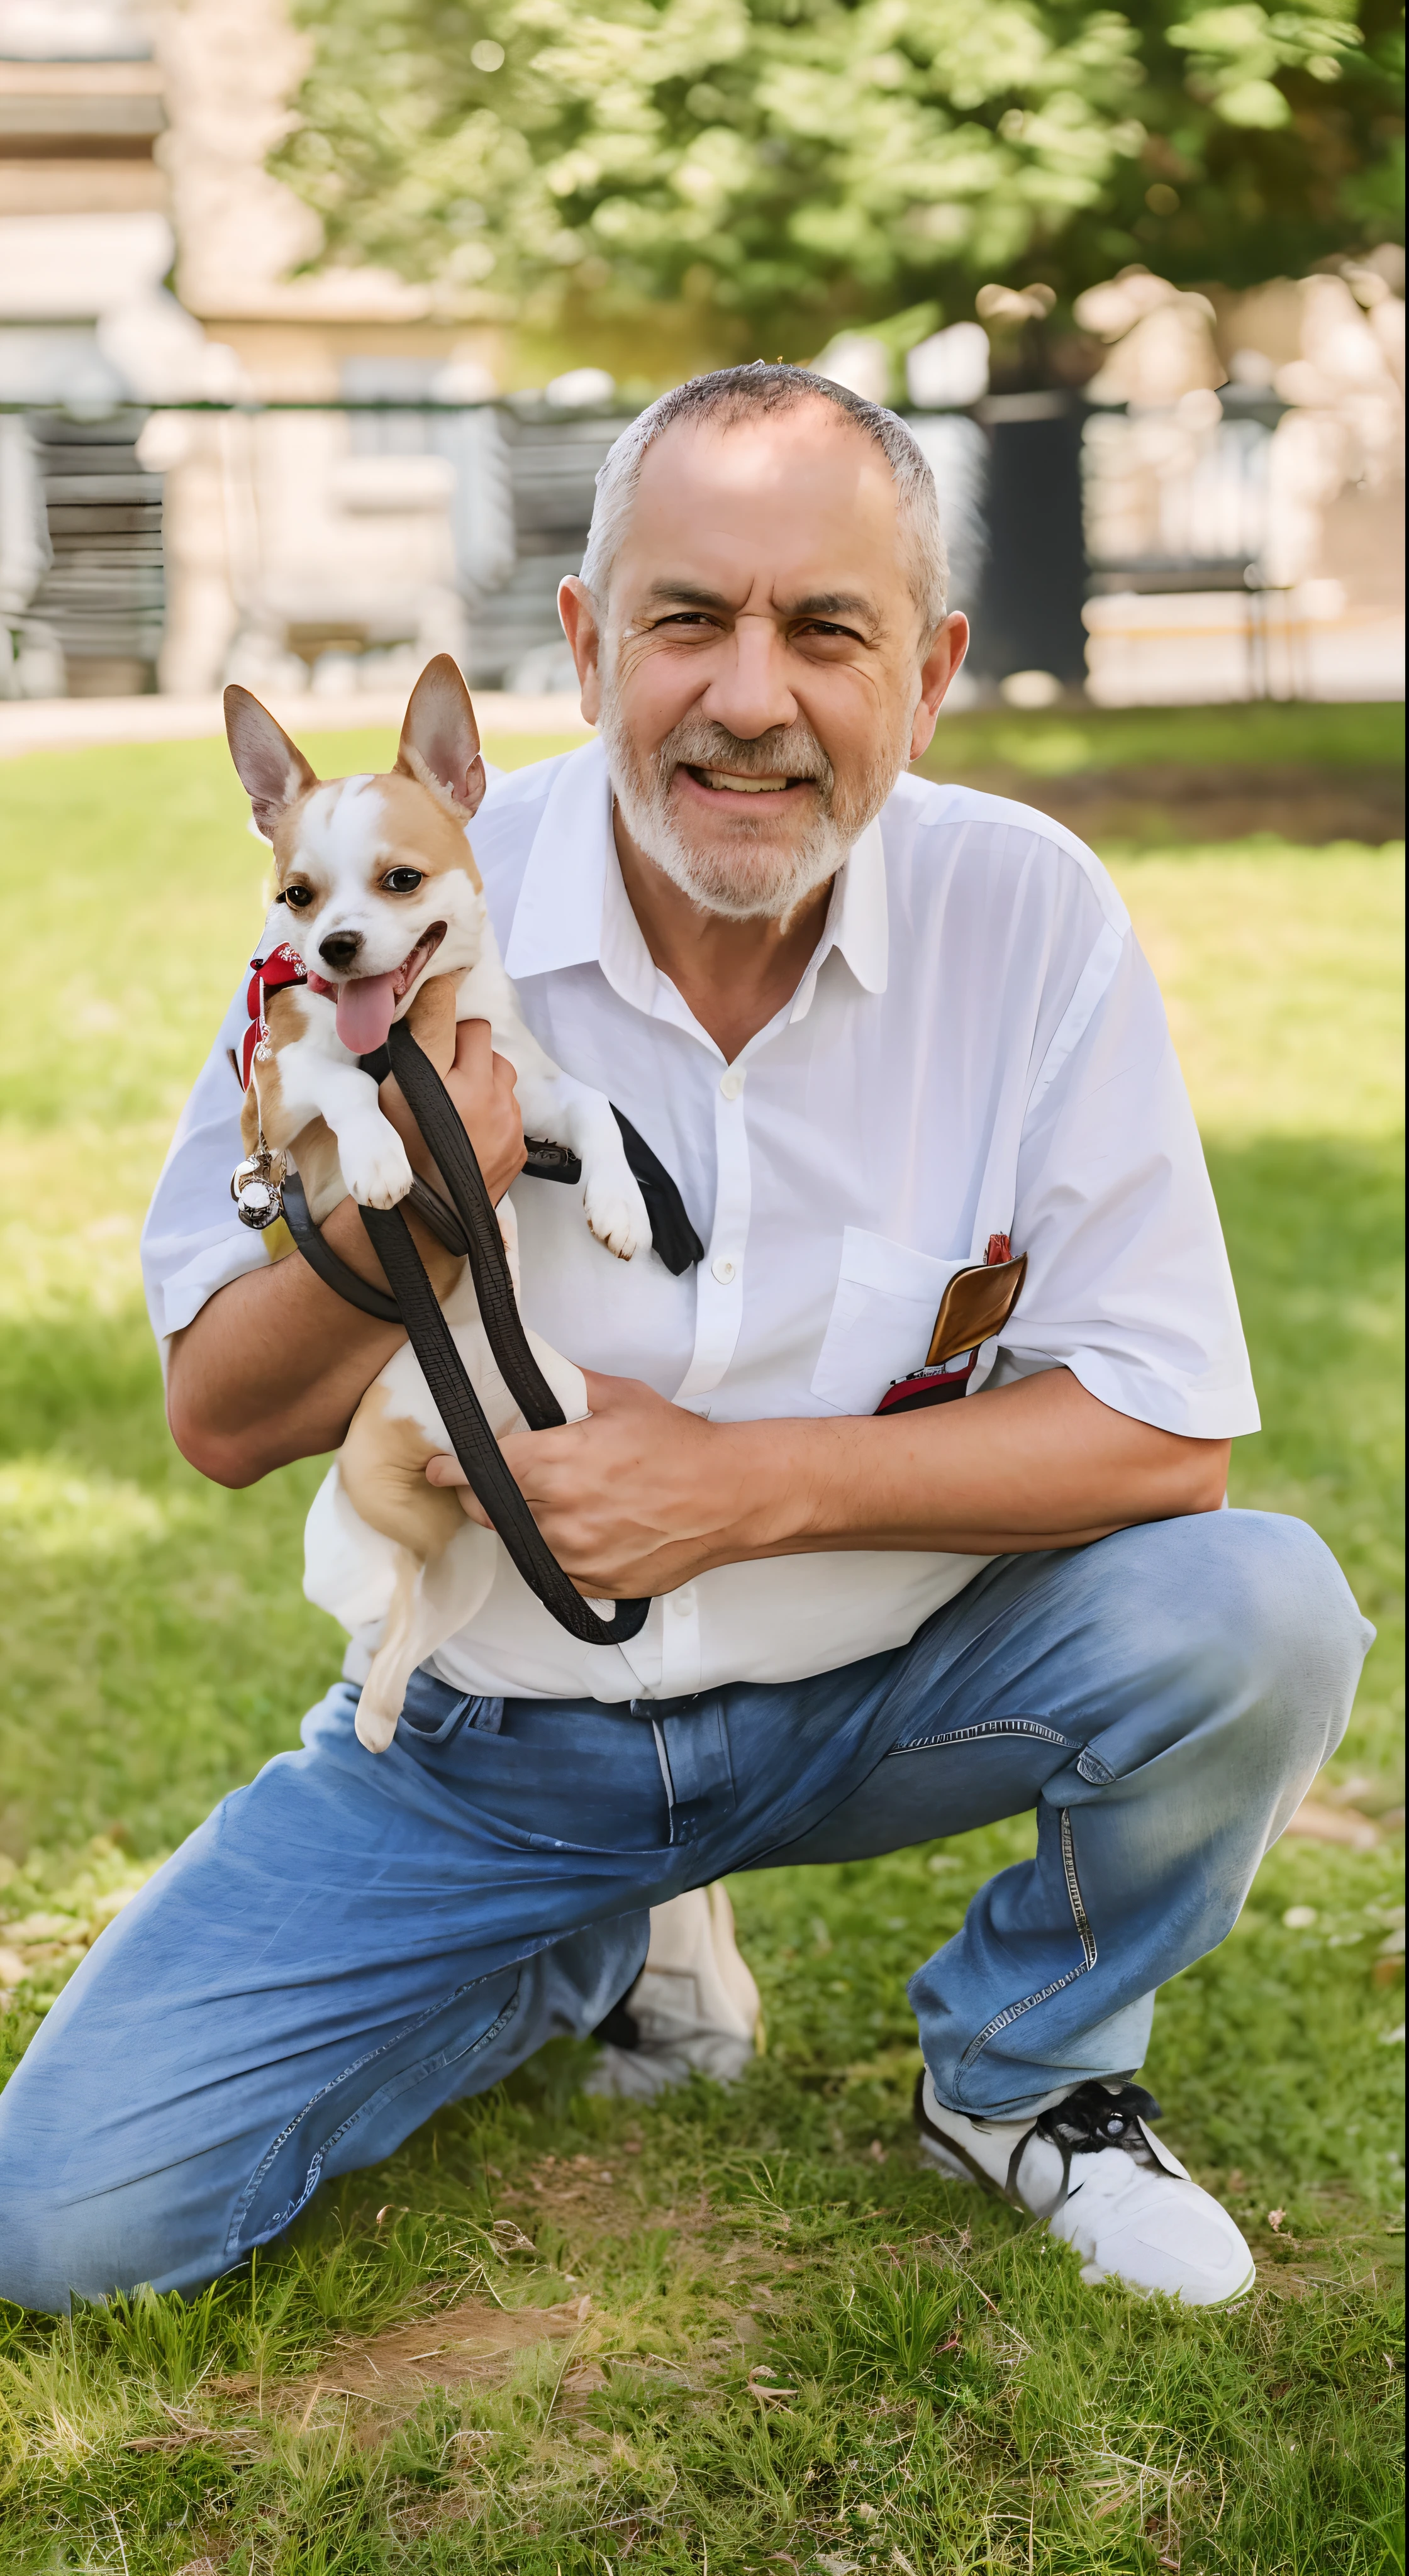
[[430, 1374, 740, 1596], [425, 1365, 1232, 1596]]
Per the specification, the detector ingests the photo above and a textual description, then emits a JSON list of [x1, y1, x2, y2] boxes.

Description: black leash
[[282, 1022, 705, 1649], [384, 1018, 572, 1435], [359, 1196, 650, 1647]]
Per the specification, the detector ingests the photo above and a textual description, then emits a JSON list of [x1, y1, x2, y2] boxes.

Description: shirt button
[[671, 1591, 694, 1618], [719, 1067, 744, 1099], [711, 1253, 738, 1284]]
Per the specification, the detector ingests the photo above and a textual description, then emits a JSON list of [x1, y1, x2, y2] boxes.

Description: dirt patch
[[201, 2291, 598, 2448], [296, 2292, 591, 2407], [930, 763, 1403, 848], [496, 2147, 716, 2250], [200, 2163, 782, 2457]]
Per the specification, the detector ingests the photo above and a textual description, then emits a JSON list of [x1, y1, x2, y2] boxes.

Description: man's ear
[[224, 686, 318, 838], [396, 655, 486, 816], [559, 577, 601, 725], [909, 613, 970, 763]]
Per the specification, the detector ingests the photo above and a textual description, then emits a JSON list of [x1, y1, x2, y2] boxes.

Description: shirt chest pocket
[[810, 1228, 976, 1416]]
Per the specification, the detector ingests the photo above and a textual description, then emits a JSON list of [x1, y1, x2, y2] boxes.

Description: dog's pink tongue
[[335, 974, 397, 1056]]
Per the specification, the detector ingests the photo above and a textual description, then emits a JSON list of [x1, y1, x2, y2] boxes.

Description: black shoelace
[[1011, 2079, 1165, 2216]]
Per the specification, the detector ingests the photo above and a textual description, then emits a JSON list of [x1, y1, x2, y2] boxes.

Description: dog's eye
[[384, 868, 423, 893], [283, 885, 313, 909]]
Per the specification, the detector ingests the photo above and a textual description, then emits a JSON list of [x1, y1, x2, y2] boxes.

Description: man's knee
[[0, 2143, 134, 2316], [1186, 1509, 1371, 1760], [1076, 1510, 1371, 1796]]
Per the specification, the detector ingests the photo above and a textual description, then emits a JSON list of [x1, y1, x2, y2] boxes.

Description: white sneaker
[[915, 2069, 1255, 2307], [584, 1884, 764, 2101]]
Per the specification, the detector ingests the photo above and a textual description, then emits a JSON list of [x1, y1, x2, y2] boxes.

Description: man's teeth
[[699, 769, 793, 794]]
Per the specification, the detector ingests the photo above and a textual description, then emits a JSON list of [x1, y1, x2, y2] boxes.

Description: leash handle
[[360, 1201, 650, 1649]]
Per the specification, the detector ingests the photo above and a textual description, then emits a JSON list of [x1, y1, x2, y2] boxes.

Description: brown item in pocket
[[925, 1253, 1029, 1369]]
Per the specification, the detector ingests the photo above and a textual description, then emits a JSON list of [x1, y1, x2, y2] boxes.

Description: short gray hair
[[579, 362, 949, 636]]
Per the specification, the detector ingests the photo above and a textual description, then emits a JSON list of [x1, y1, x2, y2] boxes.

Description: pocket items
[[810, 1230, 978, 1416]]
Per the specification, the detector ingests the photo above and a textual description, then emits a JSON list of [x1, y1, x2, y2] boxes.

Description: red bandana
[[240, 941, 307, 1091]]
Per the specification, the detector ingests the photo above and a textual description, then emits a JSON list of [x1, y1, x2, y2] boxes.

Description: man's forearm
[[165, 1196, 407, 1485], [732, 1368, 1228, 1558], [465, 1364, 1230, 1598]]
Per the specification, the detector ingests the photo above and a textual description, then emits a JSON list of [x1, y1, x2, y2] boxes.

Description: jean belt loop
[[650, 1719, 677, 1846], [659, 1696, 735, 1841]]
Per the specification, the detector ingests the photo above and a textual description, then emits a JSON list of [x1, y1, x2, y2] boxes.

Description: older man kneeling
[[0, 365, 1369, 2314]]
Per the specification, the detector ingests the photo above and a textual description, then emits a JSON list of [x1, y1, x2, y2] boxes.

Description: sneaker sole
[[916, 2131, 988, 2187], [912, 2068, 1016, 2202], [1080, 2253, 1258, 2307]]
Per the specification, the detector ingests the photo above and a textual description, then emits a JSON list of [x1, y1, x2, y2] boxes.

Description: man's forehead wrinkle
[[620, 442, 907, 625], [632, 411, 898, 534]]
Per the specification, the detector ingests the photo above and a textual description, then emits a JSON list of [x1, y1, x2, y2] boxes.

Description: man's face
[[565, 402, 966, 921]]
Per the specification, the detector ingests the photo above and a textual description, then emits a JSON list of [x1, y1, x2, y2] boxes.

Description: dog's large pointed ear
[[395, 655, 486, 818], [224, 686, 318, 840]]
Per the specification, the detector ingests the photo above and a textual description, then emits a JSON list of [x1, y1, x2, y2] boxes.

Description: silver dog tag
[[231, 1148, 286, 1231]]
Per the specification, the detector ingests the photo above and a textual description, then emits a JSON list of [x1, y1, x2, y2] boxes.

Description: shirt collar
[[789, 812, 889, 1021], [503, 733, 890, 1015], [502, 738, 614, 981]]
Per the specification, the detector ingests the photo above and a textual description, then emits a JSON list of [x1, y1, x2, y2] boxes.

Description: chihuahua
[[224, 657, 650, 1748]]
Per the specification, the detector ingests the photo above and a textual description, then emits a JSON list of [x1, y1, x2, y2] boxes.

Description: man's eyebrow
[[637, 579, 881, 628], [638, 579, 737, 612], [778, 590, 879, 627]]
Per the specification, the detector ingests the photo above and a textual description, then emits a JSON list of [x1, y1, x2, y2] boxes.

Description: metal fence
[[1, 389, 1400, 705]]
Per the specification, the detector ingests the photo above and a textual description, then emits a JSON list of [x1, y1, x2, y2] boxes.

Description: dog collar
[[242, 943, 349, 1088], [240, 941, 306, 1089]]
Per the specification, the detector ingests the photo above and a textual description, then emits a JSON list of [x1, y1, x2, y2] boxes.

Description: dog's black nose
[[318, 931, 362, 971]]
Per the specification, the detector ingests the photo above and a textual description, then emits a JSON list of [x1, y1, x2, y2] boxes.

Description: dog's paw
[[344, 1132, 415, 1210], [582, 1174, 650, 1262], [355, 1699, 399, 1753]]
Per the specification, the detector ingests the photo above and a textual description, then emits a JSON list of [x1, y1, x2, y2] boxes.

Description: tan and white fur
[[225, 658, 650, 1750]]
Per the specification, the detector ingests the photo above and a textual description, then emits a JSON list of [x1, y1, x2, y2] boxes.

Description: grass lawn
[[0, 714, 1402, 2574]]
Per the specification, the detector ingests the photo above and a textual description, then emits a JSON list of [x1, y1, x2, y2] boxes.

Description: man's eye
[[283, 885, 313, 909], [384, 868, 424, 892]]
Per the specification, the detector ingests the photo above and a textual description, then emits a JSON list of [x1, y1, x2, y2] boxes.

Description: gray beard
[[598, 679, 906, 923]]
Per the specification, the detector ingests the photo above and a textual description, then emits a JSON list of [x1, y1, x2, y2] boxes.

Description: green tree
[[271, 0, 1403, 358]]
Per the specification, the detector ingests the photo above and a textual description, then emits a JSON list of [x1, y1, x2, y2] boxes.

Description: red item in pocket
[[873, 1241, 1027, 1418], [874, 1357, 978, 1418]]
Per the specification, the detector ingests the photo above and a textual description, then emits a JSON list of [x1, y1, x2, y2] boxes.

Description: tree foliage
[[271, 0, 1404, 353]]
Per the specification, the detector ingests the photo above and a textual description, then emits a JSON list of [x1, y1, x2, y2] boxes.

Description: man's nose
[[318, 930, 363, 972], [700, 614, 798, 738]]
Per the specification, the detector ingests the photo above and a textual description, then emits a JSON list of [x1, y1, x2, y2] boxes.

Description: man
[[0, 366, 1369, 2314]]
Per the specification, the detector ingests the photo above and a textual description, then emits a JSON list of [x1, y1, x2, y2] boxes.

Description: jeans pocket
[[228, 1971, 521, 2255], [394, 1689, 503, 1747]]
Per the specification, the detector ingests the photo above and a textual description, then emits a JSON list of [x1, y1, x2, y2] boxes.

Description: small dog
[[225, 657, 650, 1748]]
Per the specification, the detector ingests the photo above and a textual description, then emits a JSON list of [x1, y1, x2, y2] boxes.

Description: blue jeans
[[0, 1512, 1370, 2311]]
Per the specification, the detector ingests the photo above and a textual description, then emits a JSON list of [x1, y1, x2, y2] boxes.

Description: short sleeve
[[139, 979, 269, 1356], [996, 928, 1259, 1440]]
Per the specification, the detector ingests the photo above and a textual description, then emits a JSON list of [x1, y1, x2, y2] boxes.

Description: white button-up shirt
[[141, 738, 1257, 1704]]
